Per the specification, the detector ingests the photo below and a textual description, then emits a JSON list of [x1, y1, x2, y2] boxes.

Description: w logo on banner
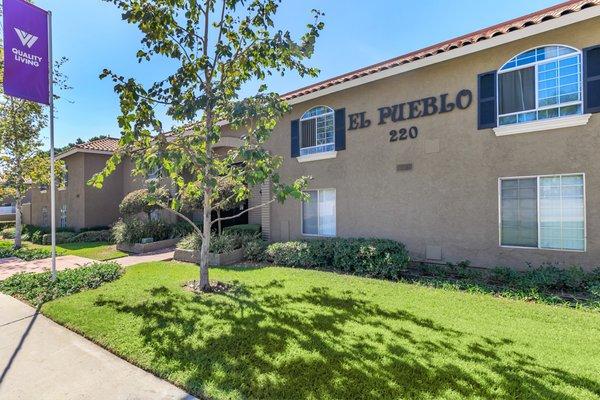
[[14, 28, 38, 48]]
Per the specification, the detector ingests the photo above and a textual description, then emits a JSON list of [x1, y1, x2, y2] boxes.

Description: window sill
[[493, 114, 592, 137], [297, 151, 337, 163], [500, 244, 585, 253]]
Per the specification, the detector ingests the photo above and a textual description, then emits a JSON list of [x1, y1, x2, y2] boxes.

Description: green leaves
[[95, 0, 323, 279]]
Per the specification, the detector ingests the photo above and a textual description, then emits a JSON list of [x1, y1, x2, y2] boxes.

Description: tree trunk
[[198, 193, 212, 291], [13, 197, 22, 250], [217, 210, 222, 235]]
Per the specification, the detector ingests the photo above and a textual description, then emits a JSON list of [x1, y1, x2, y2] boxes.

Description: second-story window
[[300, 106, 335, 156], [498, 45, 583, 126]]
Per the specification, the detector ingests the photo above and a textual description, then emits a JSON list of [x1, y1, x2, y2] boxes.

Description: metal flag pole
[[48, 10, 57, 281]]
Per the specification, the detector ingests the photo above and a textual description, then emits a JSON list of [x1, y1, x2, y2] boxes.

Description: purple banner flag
[[3, 0, 50, 105]]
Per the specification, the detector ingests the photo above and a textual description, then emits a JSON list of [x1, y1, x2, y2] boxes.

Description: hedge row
[[260, 238, 410, 280], [0, 241, 53, 261]]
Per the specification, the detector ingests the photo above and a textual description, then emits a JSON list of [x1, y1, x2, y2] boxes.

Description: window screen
[[500, 174, 585, 251], [539, 175, 585, 251], [302, 191, 318, 235], [501, 178, 538, 247], [302, 189, 336, 236]]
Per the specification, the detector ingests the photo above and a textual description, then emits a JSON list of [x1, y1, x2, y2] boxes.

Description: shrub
[[244, 239, 267, 261], [144, 220, 171, 241], [211, 234, 242, 254], [112, 218, 189, 245], [0, 221, 15, 229], [266, 241, 325, 268], [177, 232, 243, 254], [0, 262, 123, 305], [119, 188, 169, 216], [170, 221, 194, 239], [177, 232, 202, 251], [42, 232, 76, 245], [69, 230, 113, 243], [0, 243, 53, 261], [112, 219, 146, 245], [331, 238, 411, 279], [22, 225, 49, 244], [589, 283, 600, 300], [223, 224, 261, 236], [1, 227, 15, 239], [30, 230, 44, 244], [79, 226, 111, 233], [265, 238, 410, 279]]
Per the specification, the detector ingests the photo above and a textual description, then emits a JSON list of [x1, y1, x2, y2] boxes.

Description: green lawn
[[42, 262, 600, 400], [0, 240, 127, 261]]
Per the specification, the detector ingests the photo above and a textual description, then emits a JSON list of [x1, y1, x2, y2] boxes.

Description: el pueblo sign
[[347, 89, 473, 142]]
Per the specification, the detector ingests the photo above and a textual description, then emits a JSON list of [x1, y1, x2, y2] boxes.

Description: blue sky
[[35, 0, 560, 148]]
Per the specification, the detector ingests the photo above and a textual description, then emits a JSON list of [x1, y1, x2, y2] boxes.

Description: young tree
[[0, 98, 64, 248], [91, 0, 323, 291]]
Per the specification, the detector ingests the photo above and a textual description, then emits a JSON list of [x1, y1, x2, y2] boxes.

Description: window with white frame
[[500, 174, 585, 251], [498, 45, 583, 126], [300, 106, 335, 156], [60, 204, 67, 228], [41, 207, 48, 227], [302, 189, 336, 236]]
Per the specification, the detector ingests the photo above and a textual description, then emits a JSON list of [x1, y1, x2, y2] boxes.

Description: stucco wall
[[83, 153, 124, 228], [29, 152, 86, 229], [263, 17, 600, 270]]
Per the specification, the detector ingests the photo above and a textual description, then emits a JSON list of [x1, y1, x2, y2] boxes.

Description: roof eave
[[285, 5, 600, 105], [56, 148, 114, 160]]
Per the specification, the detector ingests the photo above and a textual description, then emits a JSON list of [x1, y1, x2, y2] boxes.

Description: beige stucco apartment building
[[24, 0, 600, 270], [252, 0, 600, 270], [24, 137, 256, 230]]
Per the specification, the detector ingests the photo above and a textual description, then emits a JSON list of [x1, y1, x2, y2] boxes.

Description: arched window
[[300, 106, 335, 156], [498, 45, 582, 126]]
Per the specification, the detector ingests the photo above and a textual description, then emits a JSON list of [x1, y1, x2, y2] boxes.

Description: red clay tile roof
[[281, 0, 600, 101], [73, 137, 120, 153]]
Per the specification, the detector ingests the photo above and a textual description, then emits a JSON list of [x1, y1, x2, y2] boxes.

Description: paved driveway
[[0, 293, 196, 400]]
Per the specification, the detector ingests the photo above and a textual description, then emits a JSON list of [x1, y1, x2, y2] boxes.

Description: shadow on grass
[[94, 280, 600, 400]]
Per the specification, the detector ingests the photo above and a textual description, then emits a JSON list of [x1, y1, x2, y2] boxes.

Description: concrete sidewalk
[[0, 249, 175, 281], [115, 248, 175, 267], [0, 293, 196, 400], [0, 255, 94, 281]]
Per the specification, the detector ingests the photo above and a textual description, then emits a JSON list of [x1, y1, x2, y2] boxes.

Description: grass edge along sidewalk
[[0, 240, 126, 261], [42, 261, 600, 400]]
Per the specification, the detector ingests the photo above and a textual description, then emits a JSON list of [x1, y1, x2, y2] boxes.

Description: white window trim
[[299, 106, 335, 157], [493, 113, 591, 136], [301, 188, 336, 237], [496, 45, 585, 132], [498, 173, 586, 253], [297, 151, 337, 163]]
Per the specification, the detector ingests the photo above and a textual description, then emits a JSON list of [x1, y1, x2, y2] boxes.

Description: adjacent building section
[[260, 0, 600, 270]]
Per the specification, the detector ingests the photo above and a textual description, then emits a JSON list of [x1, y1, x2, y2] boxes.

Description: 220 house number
[[389, 126, 418, 142]]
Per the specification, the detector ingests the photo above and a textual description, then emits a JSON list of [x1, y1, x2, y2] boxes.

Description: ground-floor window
[[42, 207, 48, 227], [499, 174, 585, 251], [60, 205, 67, 228], [302, 189, 336, 236]]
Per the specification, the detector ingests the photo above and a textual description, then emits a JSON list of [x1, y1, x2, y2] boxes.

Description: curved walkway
[[0, 248, 175, 281]]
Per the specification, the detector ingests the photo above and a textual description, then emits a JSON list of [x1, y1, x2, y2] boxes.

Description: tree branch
[[156, 202, 204, 239], [211, 198, 275, 226]]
